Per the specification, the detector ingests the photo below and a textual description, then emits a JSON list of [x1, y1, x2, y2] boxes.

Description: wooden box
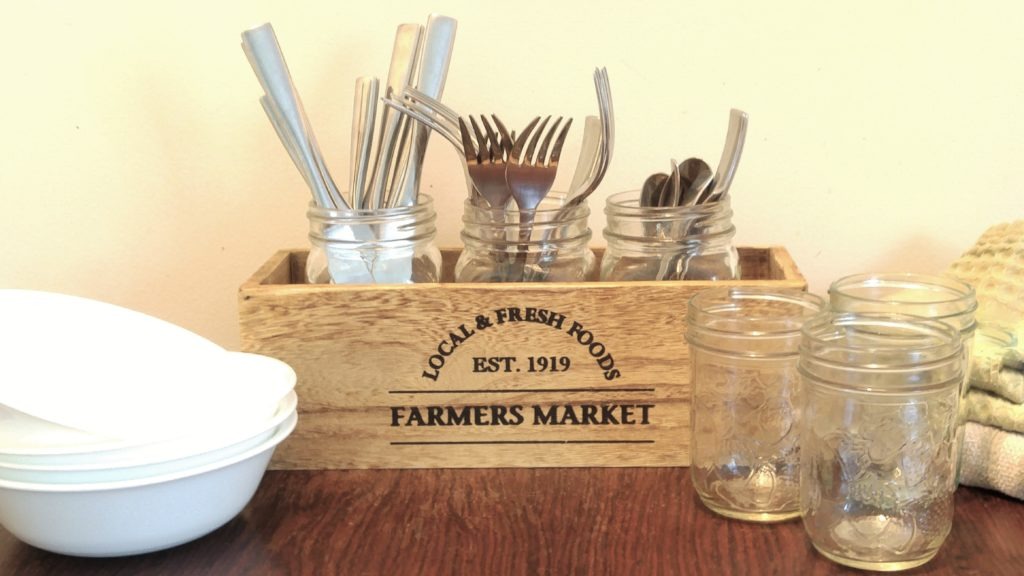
[[238, 247, 806, 469]]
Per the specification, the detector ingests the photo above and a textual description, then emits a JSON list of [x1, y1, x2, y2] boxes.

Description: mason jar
[[829, 273, 978, 483], [601, 190, 740, 281], [455, 198, 595, 282], [799, 312, 963, 572], [686, 287, 825, 522], [306, 195, 442, 284]]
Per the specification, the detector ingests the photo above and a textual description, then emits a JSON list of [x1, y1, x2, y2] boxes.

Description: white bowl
[[0, 409, 297, 557], [1, 349, 294, 444], [0, 403, 122, 453], [0, 392, 297, 481]]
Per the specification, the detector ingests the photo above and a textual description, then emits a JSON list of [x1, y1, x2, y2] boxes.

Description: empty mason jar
[[800, 313, 963, 572], [455, 198, 595, 282], [306, 195, 442, 284], [601, 190, 740, 281], [829, 273, 978, 483], [686, 287, 825, 522]]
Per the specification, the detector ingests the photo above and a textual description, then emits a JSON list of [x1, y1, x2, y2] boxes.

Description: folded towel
[[960, 422, 1024, 499], [965, 390, 1024, 434], [947, 221, 1024, 500], [948, 220, 1024, 404], [970, 334, 1024, 403], [948, 220, 1024, 333]]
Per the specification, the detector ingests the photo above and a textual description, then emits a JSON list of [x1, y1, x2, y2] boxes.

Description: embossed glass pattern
[[686, 288, 825, 522], [601, 191, 739, 281], [799, 313, 963, 572], [456, 198, 595, 283], [306, 195, 442, 284], [829, 273, 978, 484]]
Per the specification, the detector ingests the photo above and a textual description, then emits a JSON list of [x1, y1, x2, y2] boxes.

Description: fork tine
[[478, 115, 502, 163], [510, 116, 541, 162], [523, 116, 551, 165], [468, 116, 489, 161], [535, 116, 563, 166], [458, 117, 477, 163], [548, 117, 573, 166], [490, 115, 514, 157]]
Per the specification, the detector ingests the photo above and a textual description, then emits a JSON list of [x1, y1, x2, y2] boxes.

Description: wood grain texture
[[238, 247, 806, 469], [2, 470, 1021, 575]]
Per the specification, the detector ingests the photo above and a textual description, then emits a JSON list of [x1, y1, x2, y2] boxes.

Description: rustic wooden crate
[[239, 247, 806, 469]]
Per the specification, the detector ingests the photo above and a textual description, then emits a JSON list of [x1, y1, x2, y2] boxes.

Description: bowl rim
[[0, 391, 297, 470], [0, 409, 296, 493]]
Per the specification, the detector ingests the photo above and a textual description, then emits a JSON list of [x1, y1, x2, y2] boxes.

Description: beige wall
[[1, 1, 1018, 349]]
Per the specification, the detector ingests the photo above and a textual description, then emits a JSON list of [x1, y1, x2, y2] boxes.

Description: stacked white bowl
[[0, 289, 298, 557]]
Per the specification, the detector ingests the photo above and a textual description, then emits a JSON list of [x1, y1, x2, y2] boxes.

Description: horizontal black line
[[388, 388, 656, 395], [390, 440, 656, 445]]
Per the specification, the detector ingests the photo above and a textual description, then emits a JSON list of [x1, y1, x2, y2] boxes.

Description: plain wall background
[[1, 1, 1019, 349]]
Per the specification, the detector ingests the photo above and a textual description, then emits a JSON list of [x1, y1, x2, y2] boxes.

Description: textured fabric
[[970, 336, 1024, 403], [948, 220, 1024, 403], [947, 221, 1024, 500], [960, 422, 1024, 499], [948, 220, 1024, 337], [966, 390, 1024, 435]]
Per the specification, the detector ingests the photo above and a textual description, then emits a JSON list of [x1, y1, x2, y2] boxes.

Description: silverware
[[349, 77, 378, 209], [381, 92, 462, 152], [241, 23, 347, 209], [505, 115, 572, 279], [392, 15, 457, 208], [562, 67, 613, 208], [259, 95, 315, 192], [459, 115, 514, 210], [679, 157, 713, 206], [567, 115, 600, 199], [366, 23, 423, 209], [505, 116, 572, 236], [641, 173, 668, 207], [701, 108, 748, 204], [667, 158, 683, 206]]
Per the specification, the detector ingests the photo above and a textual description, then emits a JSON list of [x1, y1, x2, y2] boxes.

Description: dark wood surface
[[2, 468, 1023, 575]]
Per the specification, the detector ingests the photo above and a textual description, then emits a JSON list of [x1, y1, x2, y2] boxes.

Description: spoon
[[701, 108, 748, 204], [678, 157, 713, 206], [665, 159, 683, 206], [641, 173, 668, 207]]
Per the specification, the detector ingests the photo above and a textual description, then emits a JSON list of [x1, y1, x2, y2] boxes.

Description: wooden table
[[1, 469, 1022, 575]]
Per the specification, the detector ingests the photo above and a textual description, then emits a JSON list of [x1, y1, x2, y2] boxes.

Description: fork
[[504, 116, 572, 277], [506, 116, 572, 225], [459, 115, 515, 210]]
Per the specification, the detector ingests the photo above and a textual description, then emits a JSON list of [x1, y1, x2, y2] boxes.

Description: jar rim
[[605, 190, 731, 216], [829, 272, 977, 308], [687, 288, 826, 335], [308, 194, 435, 219], [799, 312, 964, 394], [462, 195, 589, 216]]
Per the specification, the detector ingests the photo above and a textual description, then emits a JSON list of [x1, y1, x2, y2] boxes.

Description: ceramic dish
[[0, 410, 297, 557]]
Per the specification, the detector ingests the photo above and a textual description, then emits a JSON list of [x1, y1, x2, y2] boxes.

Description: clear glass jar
[[306, 195, 442, 284], [686, 287, 826, 522], [601, 190, 740, 281], [455, 198, 595, 282], [828, 273, 978, 483], [799, 312, 963, 572]]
